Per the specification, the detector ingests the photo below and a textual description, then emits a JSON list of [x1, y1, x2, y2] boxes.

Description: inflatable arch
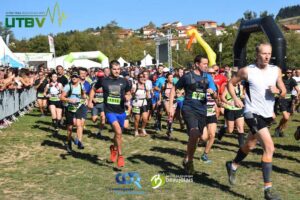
[[64, 51, 109, 68], [233, 16, 286, 71], [186, 28, 216, 67]]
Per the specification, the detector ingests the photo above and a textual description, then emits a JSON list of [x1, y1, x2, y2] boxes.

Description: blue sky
[[1, 0, 299, 39]]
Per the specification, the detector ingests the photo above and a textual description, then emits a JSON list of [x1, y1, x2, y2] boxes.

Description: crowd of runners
[[28, 42, 300, 200]]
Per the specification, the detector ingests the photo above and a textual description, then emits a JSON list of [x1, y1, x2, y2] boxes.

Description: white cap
[[163, 67, 170, 73]]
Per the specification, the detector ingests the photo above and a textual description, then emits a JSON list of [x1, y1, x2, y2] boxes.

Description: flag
[[48, 35, 55, 53]]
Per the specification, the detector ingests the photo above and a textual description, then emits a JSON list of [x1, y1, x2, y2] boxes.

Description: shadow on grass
[[241, 161, 300, 178], [150, 133, 188, 145], [41, 139, 120, 171], [127, 154, 251, 200], [274, 143, 300, 152]]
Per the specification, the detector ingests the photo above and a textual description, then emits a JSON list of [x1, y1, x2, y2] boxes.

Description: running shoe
[[201, 154, 212, 164], [66, 141, 72, 154], [182, 159, 194, 175], [274, 127, 281, 137], [77, 140, 84, 149], [226, 161, 237, 185], [217, 126, 226, 140], [117, 155, 125, 167], [110, 145, 118, 163], [264, 187, 281, 200]]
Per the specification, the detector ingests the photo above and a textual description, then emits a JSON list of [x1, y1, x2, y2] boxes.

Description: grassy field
[[0, 109, 299, 200]]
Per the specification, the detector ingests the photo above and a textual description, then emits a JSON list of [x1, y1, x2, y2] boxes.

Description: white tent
[[117, 57, 129, 67], [0, 37, 24, 68], [66, 59, 102, 69], [140, 54, 154, 67]]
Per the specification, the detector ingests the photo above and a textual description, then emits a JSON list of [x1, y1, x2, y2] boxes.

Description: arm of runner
[[274, 68, 286, 98], [228, 67, 247, 108], [88, 87, 95, 109], [43, 84, 49, 97], [168, 86, 176, 118]]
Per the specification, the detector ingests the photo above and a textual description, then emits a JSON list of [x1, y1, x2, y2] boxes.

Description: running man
[[169, 55, 217, 175], [89, 60, 131, 168], [225, 43, 286, 200], [274, 69, 299, 137]]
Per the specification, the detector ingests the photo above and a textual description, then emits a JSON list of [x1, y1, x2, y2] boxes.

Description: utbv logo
[[5, 2, 66, 28], [115, 172, 142, 189]]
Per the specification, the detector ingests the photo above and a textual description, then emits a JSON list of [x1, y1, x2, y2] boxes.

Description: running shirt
[[132, 83, 147, 107], [34, 78, 48, 93], [94, 76, 131, 114], [292, 76, 300, 96], [224, 84, 243, 110], [163, 82, 173, 100], [214, 74, 227, 95], [47, 82, 62, 101], [92, 82, 104, 104], [206, 93, 216, 116], [57, 75, 68, 86], [282, 76, 297, 99], [63, 83, 85, 104], [176, 71, 216, 115], [244, 64, 279, 118]]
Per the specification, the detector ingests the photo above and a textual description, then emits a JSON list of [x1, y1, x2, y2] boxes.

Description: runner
[[131, 72, 150, 137], [89, 70, 105, 137], [291, 69, 300, 113], [89, 60, 131, 168], [61, 71, 87, 152], [220, 67, 246, 147], [225, 43, 286, 200], [162, 73, 177, 139], [34, 71, 49, 117], [274, 69, 300, 137], [43, 73, 63, 134], [201, 67, 218, 163], [169, 55, 217, 175]]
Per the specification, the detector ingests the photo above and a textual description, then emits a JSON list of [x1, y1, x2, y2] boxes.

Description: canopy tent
[[117, 57, 130, 67], [140, 54, 154, 67], [0, 37, 24, 68], [64, 51, 109, 68], [66, 59, 102, 69], [14, 53, 54, 69]]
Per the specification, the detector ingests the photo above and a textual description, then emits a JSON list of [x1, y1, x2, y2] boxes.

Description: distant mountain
[[276, 5, 300, 19]]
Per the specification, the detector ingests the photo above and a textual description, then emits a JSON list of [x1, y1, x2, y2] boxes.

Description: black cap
[[71, 71, 79, 77]]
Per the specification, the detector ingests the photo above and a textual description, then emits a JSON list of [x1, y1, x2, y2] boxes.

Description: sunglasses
[[286, 72, 292, 74], [208, 72, 216, 74]]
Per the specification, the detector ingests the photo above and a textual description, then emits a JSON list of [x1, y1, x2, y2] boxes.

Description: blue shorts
[[176, 100, 184, 110], [106, 112, 126, 128], [152, 92, 160, 105]]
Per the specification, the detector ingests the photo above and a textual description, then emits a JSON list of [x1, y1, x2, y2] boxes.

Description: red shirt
[[214, 74, 227, 96]]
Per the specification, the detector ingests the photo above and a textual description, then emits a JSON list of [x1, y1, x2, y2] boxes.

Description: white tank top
[[244, 64, 279, 118]]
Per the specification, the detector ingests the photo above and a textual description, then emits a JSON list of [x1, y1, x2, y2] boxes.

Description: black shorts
[[65, 104, 86, 125], [279, 98, 292, 113], [132, 105, 148, 115], [48, 100, 63, 109], [244, 113, 273, 135], [182, 110, 206, 135], [92, 103, 104, 116], [224, 109, 244, 121], [147, 98, 152, 111], [206, 115, 217, 125]]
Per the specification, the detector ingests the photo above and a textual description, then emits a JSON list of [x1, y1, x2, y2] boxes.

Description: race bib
[[207, 107, 215, 115], [37, 93, 44, 98], [192, 91, 205, 100], [68, 104, 79, 113], [49, 95, 60, 101], [285, 93, 292, 99], [107, 96, 121, 105], [94, 97, 104, 103], [132, 106, 141, 114]]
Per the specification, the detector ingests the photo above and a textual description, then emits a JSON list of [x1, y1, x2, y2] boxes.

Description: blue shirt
[[176, 71, 216, 115]]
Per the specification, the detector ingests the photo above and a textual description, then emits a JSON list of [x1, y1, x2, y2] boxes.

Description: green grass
[[0, 110, 299, 200]]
